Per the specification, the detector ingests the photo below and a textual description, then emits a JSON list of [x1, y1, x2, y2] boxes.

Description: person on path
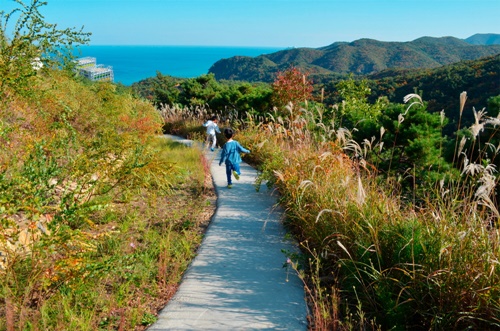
[[219, 128, 250, 189], [203, 115, 221, 151]]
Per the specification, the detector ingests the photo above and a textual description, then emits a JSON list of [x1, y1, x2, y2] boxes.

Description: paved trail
[[148, 136, 308, 330]]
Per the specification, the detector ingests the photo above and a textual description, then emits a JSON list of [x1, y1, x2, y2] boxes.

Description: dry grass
[[0, 71, 218, 330], [168, 98, 500, 329]]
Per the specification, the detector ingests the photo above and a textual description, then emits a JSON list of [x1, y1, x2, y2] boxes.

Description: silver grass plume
[[319, 151, 332, 161], [311, 165, 324, 179], [478, 195, 500, 219], [458, 136, 467, 156], [344, 140, 362, 156], [459, 91, 467, 116], [298, 180, 314, 190], [336, 128, 351, 146], [315, 209, 333, 223], [380, 126, 386, 139], [378, 141, 384, 153], [356, 176, 366, 206], [402, 93, 424, 116], [484, 111, 500, 127], [403, 93, 423, 104], [462, 162, 484, 177], [470, 107, 486, 139], [398, 113, 404, 127]]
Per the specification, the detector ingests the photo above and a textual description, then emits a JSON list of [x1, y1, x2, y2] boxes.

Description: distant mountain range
[[465, 33, 500, 45], [208, 34, 500, 82]]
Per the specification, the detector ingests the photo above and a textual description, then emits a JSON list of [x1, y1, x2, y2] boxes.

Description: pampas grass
[[161, 91, 500, 329]]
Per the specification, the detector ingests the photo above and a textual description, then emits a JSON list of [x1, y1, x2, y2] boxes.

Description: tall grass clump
[[232, 94, 500, 330]]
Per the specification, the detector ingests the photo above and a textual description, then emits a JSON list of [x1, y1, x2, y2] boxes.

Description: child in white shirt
[[203, 116, 221, 151]]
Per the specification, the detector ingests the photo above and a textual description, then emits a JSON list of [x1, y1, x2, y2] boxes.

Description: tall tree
[[0, 0, 91, 95]]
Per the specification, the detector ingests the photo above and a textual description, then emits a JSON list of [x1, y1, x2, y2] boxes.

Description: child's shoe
[[227, 184, 233, 189], [211, 148, 214, 152], [233, 171, 240, 180]]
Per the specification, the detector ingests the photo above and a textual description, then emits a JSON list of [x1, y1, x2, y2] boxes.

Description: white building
[[75, 57, 114, 82]]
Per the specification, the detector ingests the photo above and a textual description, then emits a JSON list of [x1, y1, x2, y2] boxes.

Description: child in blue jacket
[[219, 128, 250, 188]]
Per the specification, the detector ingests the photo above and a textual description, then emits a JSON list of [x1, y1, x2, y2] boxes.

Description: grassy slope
[[0, 70, 215, 330]]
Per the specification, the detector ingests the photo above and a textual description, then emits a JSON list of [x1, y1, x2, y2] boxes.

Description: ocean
[[75, 45, 284, 86]]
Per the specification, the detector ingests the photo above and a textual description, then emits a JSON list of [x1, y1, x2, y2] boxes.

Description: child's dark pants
[[225, 162, 240, 185]]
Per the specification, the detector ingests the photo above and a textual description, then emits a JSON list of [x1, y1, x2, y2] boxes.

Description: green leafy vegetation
[[133, 72, 273, 116], [0, 72, 215, 331], [366, 54, 500, 134], [0, 0, 91, 96], [1, 2, 214, 330]]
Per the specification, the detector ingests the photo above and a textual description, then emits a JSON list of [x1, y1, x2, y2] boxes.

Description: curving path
[[148, 135, 308, 330]]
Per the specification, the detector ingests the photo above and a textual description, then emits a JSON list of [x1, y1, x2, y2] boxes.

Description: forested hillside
[[368, 54, 499, 129], [465, 33, 500, 45], [208, 36, 500, 82], [134, 53, 499, 136]]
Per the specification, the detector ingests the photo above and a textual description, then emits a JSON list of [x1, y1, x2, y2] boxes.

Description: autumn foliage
[[271, 67, 313, 112]]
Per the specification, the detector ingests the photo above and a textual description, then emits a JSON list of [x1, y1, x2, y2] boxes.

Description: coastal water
[[75, 45, 284, 86]]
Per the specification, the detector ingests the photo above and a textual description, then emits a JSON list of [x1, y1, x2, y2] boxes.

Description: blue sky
[[4, 0, 500, 47]]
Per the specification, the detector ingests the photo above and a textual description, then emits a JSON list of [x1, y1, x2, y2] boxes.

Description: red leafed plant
[[271, 66, 313, 114]]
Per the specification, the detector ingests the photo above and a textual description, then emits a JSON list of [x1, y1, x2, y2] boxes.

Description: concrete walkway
[[149, 136, 308, 330]]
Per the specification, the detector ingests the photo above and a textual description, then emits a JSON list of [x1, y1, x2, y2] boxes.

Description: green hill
[[465, 33, 500, 45], [365, 54, 500, 133], [209, 36, 500, 82]]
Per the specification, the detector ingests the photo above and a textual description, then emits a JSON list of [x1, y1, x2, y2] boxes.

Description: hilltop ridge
[[208, 34, 500, 82], [465, 33, 500, 45]]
